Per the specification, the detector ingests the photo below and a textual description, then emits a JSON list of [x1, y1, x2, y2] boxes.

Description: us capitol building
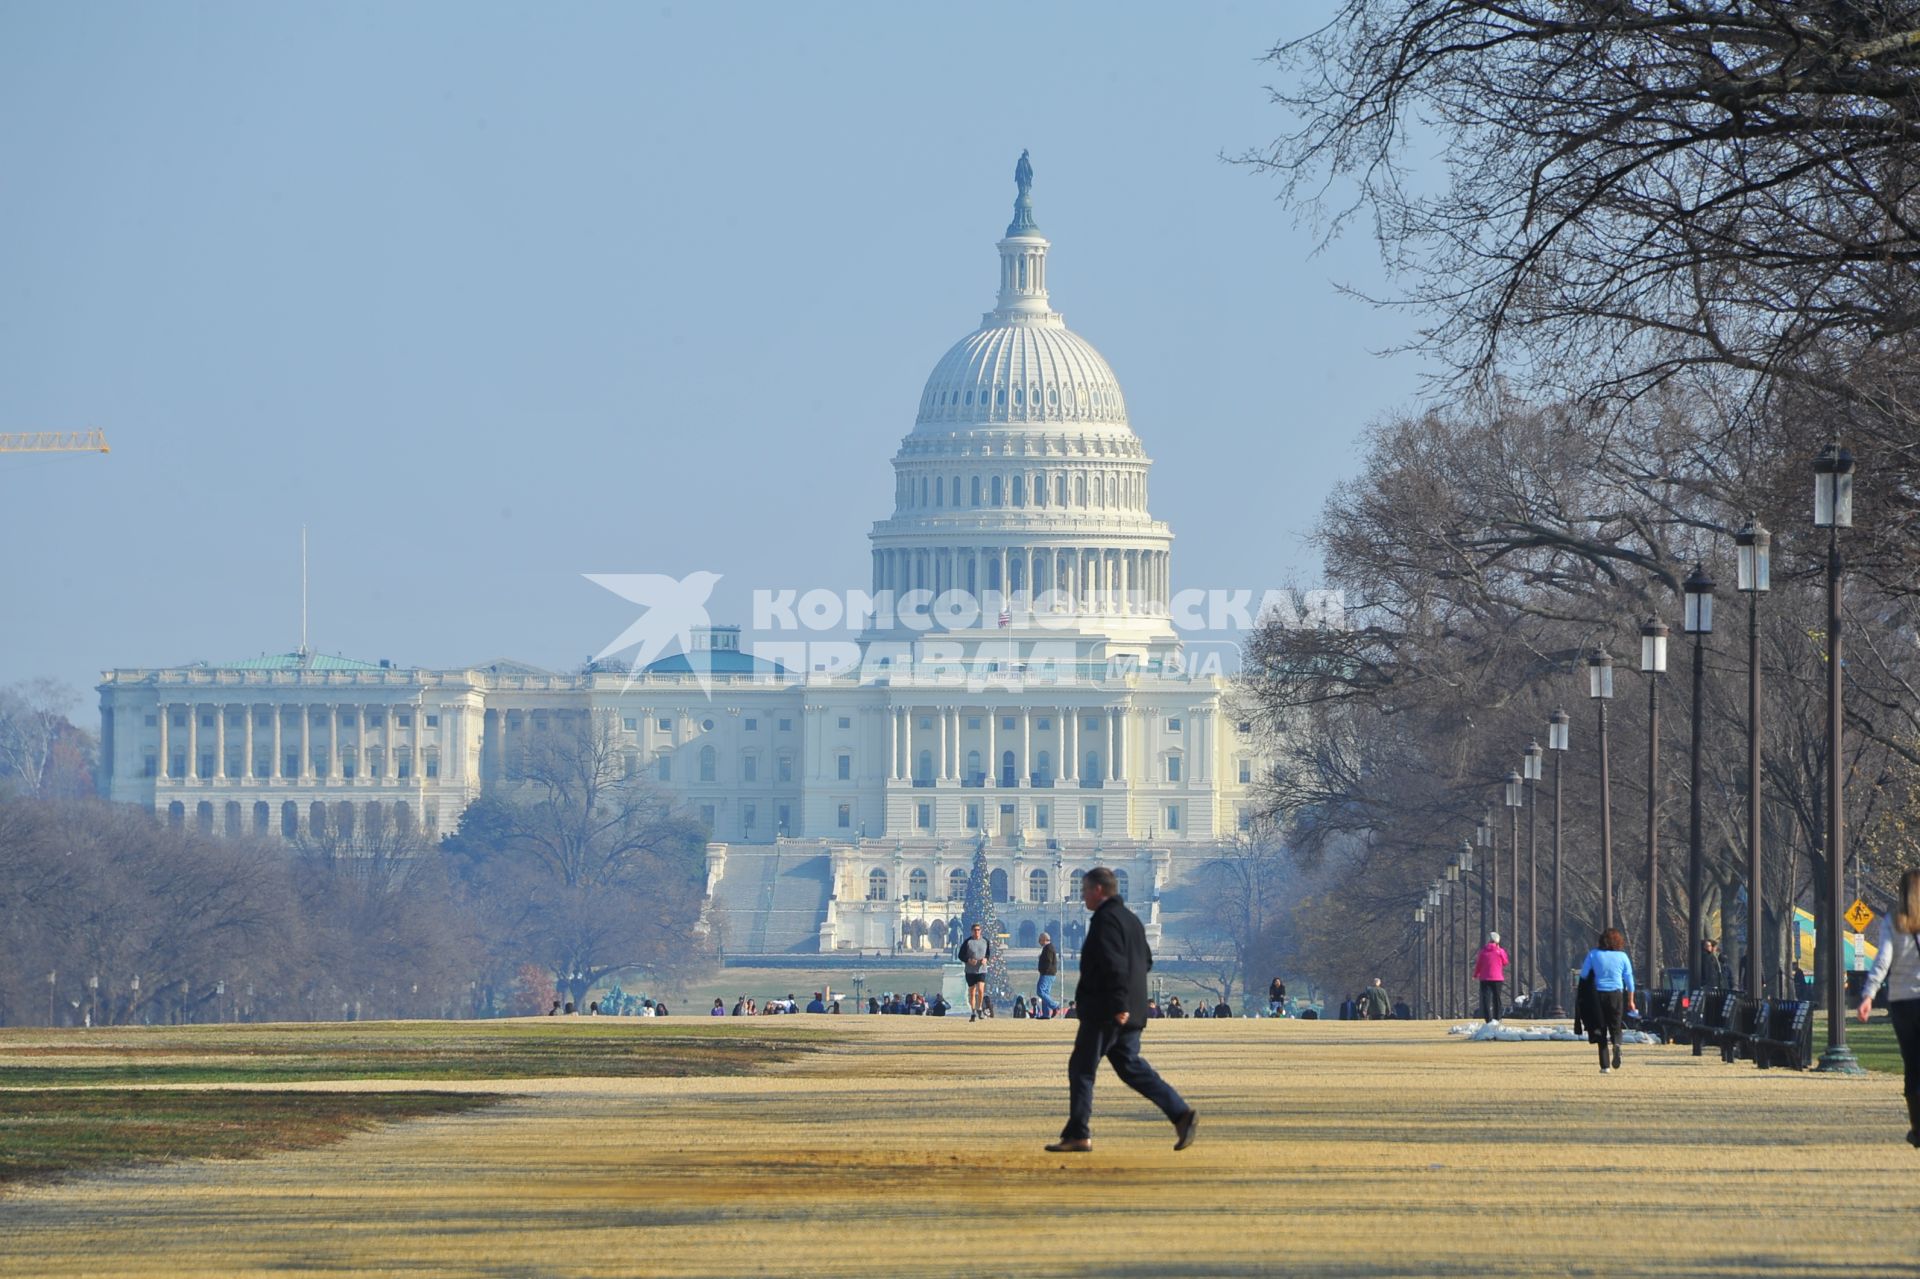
[[98, 157, 1267, 956]]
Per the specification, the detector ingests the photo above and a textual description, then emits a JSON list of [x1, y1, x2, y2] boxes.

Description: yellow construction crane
[[0, 429, 110, 454]]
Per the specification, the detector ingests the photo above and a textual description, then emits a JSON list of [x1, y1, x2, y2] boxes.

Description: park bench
[[1748, 999, 1815, 1071], [1640, 990, 1693, 1044], [1686, 990, 1742, 1058], [1719, 996, 1767, 1063]]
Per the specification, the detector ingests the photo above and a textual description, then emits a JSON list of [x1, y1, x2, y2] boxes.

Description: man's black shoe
[[1173, 1109, 1199, 1151]]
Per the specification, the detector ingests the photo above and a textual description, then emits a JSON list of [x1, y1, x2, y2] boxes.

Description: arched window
[[867, 868, 890, 901], [253, 801, 270, 835], [167, 800, 185, 828], [1075, 474, 1087, 505], [280, 801, 298, 838], [934, 476, 944, 506], [699, 746, 716, 782], [336, 802, 356, 842], [948, 868, 967, 899], [917, 748, 933, 783], [908, 868, 929, 900], [1012, 475, 1024, 507], [929, 918, 948, 948], [991, 475, 1004, 506], [1070, 869, 1086, 899], [920, 477, 929, 506], [1029, 869, 1049, 903], [966, 749, 982, 783], [1036, 749, 1052, 783], [989, 868, 1009, 902], [1018, 920, 1039, 947], [1000, 750, 1016, 787], [395, 801, 413, 837], [971, 476, 982, 507], [1057, 474, 1068, 505], [1114, 869, 1130, 900], [309, 801, 328, 836], [1085, 750, 1101, 780]]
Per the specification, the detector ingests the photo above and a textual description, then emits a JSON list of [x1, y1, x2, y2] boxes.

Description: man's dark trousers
[[1060, 1017, 1188, 1142]]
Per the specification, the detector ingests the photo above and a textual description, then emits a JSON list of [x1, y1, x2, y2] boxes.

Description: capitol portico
[[97, 156, 1267, 956]]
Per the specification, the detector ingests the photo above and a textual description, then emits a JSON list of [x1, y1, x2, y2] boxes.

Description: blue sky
[[0, 2, 1425, 711]]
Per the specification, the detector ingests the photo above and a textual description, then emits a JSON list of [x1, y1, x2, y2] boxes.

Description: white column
[[986, 711, 998, 786], [297, 705, 310, 780], [186, 702, 200, 779], [937, 707, 949, 781], [1064, 710, 1076, 781], [328, 704, 340, 780], [887, 706, 898, 781], [270, 706, 282, 779], [949, 708, 961, 778], [213, 704, 227, 778], [1109, 708, 1122, 782], [242, 704, 254, 779], [157, 703, 171, 778], [1020, 708, 1031, 787]]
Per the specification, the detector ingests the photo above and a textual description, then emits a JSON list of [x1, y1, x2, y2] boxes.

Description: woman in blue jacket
[[1578, 928, 1636, 1073]]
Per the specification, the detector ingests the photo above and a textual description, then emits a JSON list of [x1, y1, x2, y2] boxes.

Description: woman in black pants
[[1858, 868, 1920, 1148]]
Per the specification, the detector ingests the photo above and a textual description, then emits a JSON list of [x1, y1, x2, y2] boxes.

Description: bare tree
[[0, 680, 92, 799]]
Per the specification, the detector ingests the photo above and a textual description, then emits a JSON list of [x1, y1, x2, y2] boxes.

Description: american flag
[[998, 610, 1011, 627]]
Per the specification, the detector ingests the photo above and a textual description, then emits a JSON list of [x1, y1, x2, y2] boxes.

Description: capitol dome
[[869, 153, 1177, 652]]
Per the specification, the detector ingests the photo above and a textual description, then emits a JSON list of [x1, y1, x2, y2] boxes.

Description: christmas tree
[[960, 835, 1013, 1001]]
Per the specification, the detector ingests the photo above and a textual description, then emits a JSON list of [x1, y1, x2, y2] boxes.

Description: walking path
[[4, 1018, 1914, 1277]]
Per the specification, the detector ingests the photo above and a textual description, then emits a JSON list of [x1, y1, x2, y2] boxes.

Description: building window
[[1166, 755, 1181, 782], [341, 750, 357, 780], [700, 804, 716, 829], [744, 803, 757, 831], [658, 717, 673, 732], [425, 752, 439, 779], [398, 713, 413, 728], [171, 712, 186, 728], [966, 802, 980, 829], [144, 713, 156, 727], [658, 755, 672, 782], [199, 753, 214, 778], [1166, 804, 1181, 831], [425, 715, 439, 729], [624, 718, 638, 731], [1035, 804, 1050, 829], [396, 752, 412, 780], [1238, 759, 1252, 784], [699, 746, 717, 782], [838, 716, 851, 729], [1038, 717, 1051, 731], [1238, 720, 1252, 734], [1114, 869, 1130, 899], [837, 754, 851, 780], [201, 713, 214, 729], [777, 804, 791, 834], [1028, 870, 1049, 903], [909, 868, 929, 900], [1070, 869, 1085, 899], [1167, 717, 1182, 731], [777, 755, 793, 783], [1239, 809, 1254, 833], [968, 716, 981, 730], [745, 717, 757, 731], [837, 803, 851, 829], [779, 718, 792, 731], [702, 717, 715, 732], [143, 755, 157, 778], [917, 803, 931, 830], [1085, 717, 1100, 730], [743, 754, 757, 782], [1002, 716, 1014, 730], [949, 868, 967, 898], [867, 868, 889, 900], [1084, 804, 1099, 831]]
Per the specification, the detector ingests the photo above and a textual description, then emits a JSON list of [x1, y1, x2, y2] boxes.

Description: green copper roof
[[223, 651, 393, 671]]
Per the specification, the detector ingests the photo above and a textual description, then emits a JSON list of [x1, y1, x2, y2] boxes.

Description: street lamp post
[[1504, 771, 1523, 997], [1735, 520, 1770, 995], [1813, 440, 1864, 1074], [1523, 741, 1543, 1000], [1414, 905, 1428, 1019], [1640, 617, 1669, 988], [1474, 813, 1492, 951], [1454, 842, 1473, 1016], [1588, 650, 1617, 929], [1547, 709, 1570, 1013], [1683, 564, 1715, 989], [47, 970, 56, 1028], [87, 975, 98, 1029]]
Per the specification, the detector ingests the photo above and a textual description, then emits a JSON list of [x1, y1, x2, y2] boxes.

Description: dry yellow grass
[[2, 1017, 1914, 1278]]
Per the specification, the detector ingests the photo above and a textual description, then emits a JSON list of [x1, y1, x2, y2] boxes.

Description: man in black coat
[[1046, 867, 1198, 1153]]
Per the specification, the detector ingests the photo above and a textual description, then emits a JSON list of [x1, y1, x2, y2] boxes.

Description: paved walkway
[[4, 1019, 1915, 1277]]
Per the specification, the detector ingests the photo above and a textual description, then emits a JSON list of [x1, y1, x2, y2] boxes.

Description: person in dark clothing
[[1699, 938, 1725, 990], [1037, 932, 1061, 1017], [1268, 977, 1287, 1015], [1045, 867, 1198, 1154]]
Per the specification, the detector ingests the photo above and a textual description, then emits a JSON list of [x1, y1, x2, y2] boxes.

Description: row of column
[[883, 705, 1130, 784], [871, 545, 1170, 616], [154, 701, 429, 782]]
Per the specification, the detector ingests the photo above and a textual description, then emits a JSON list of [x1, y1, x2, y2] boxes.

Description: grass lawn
[[0, 1019, 827, 1087], [0, 1090, 499, 1188]]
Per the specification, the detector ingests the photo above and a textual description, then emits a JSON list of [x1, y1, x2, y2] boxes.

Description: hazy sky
[[0, 3, 1426, 715]]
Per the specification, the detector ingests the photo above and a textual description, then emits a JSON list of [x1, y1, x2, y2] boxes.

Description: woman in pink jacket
[[1473, 931, 1509, 1022]]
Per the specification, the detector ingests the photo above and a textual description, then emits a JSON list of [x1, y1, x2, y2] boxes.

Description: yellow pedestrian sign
[[1845, 898, 1875, 933]]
